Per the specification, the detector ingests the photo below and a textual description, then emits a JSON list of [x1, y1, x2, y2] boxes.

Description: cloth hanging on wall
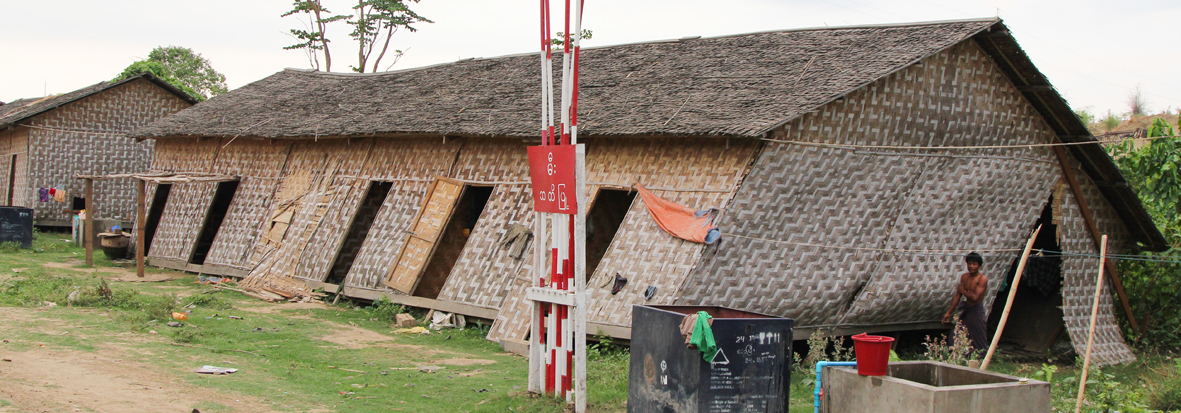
[[634, 183, 721, 244], [38, 188, 49, 202], [52, 189, 66, 203], [498, 223, 533, 259]]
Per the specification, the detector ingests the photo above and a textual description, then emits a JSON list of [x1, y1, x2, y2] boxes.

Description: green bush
[[367, 296, 404, 323]]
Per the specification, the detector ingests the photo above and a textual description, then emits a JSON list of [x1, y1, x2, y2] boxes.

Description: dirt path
[[0, 308, 279, 413]]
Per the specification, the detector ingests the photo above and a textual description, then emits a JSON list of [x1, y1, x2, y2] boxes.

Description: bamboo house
[[0, 74, 195, 226], [127, 19, 1166, 366]]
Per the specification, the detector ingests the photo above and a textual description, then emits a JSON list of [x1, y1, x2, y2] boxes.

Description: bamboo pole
[[135, 179, 146, 278], [1075, 235, 1108, 413], [981, 224, 1042, 370], [84, 178, 94, 266]]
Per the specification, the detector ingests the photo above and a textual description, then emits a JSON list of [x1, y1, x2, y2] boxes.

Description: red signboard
[[528, 145, 578, 214]]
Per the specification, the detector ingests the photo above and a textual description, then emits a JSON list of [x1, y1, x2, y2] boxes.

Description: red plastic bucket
[[851, 333, 894, 376]]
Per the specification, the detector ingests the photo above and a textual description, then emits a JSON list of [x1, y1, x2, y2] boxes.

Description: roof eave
[[972, 22, 1169, 252]]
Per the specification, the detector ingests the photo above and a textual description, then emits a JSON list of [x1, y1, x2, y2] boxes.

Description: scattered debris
[[149, 330, 158, 335], [229, 316, 243, 320], [42, 301, 57, 308], [166, 322, 184, 328], [2, 359, 11, 362], [10, 268, 25, 273], [172, 312, 188, 321], [395, 314, 417, 328], [473, 388, 488, 393], [339, 368, 366, 374], [194, 365, 238, 375], [338, 391, 354, 395], [393, 326, 429, 335], [418, 366, 444, 373], [2, 339, 8, 343], [429, 312, 466, 330]]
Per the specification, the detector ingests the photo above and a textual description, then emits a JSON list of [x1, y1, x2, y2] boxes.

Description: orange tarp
[[634, 184, 720, 244]]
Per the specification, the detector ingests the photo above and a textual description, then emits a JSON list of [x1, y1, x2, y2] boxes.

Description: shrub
[[923, 319, 979, 366]]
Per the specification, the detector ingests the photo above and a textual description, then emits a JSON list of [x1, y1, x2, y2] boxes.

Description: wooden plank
[[136, 179, 146, 278], [341, 286, 499, 320], [384, 177, 466, 293], [84, 178, 93, 266], [1051, 144, 1140, 335]]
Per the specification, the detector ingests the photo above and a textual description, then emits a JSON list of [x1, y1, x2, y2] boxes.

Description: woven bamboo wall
[[147, 138, 222, 262], [203, 139, 292, 272], [286, 140, 375, 282], [433, 139, 533, 305], [0, 127, 29, 207], [483, 137, 759, 342], [23, 78, 190, 223], [1058, 157, 1136, 365], [681, 38, 1137, 363], [244, 140, 352, 287], [340, 138, 459, 290]]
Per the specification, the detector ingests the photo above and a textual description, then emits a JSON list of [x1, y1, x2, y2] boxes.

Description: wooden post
[[1051, 145, 1140, 335], [136, 179, 146, 278], [981, 224, 1042, 370], [84, 178, 94, 267], [1075, 235, 1108, 413]]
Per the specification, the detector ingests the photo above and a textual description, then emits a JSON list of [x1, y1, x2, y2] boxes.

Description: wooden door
[[384, 177, 465, 293]]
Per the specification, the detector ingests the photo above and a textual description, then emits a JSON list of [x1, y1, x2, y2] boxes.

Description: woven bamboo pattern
[[682, 41, 1093, 332], [485, 138, 758, 342], [147, 139, 221, 262], [203, 140, 292, 270], [288, 141, 376, 282], [16, 78, 190, 223], [436, 185, 535, 308], [386, 178, 463, 292], [342, 138, 459, 289], [0, 128, 29, 207], [1058, 160, 1136, 366]]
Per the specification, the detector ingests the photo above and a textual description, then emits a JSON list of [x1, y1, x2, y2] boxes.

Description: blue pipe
[[814, 361, 857, 413]]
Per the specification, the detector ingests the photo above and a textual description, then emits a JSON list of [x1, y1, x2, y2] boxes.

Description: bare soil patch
[[0, 306, 278, 413]]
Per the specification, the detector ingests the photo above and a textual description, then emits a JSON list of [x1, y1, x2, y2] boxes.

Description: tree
[[114, 46, 227, 101], [1128, 85, 1149, 117], [282, 0, 431, 73], [282, 0, 349, 72], [1107, 117, 1181, 344], [347, 0, 432, 73]]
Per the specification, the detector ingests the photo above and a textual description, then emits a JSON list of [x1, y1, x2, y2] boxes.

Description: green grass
[[1, 233, 1174, 412]]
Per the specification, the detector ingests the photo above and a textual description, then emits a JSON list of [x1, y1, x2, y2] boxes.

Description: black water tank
[[628, 305, 794, 413], [0, 207, 34, 248]]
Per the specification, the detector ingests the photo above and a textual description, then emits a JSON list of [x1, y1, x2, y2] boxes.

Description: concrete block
[[395, 313, 416, 328]]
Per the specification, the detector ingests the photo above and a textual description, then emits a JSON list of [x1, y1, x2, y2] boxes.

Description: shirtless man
[[942, 252, 988, 354]]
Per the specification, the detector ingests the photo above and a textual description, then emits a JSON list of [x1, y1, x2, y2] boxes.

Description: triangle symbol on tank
[[709, 349, 730, 366]]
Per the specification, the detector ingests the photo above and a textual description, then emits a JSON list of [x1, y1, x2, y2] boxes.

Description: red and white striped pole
[[527, 0, 585, 410]]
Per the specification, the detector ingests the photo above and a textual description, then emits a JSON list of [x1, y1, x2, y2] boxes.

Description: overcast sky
[[2, 0, 1178, 117]]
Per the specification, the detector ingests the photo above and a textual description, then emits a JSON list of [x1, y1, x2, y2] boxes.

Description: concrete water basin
[[822, 361, 1050, 413]]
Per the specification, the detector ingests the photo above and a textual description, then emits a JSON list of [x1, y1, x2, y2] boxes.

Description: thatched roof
[[0, 74, 198, 128], [131, 19, 1000, 139]]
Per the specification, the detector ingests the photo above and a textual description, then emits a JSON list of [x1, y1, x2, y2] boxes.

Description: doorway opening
[[6, 155, 15, 205], [189, 180, 240, 265], [413, 185, 494, 299], [586, 188, 636, 281], [986, 194, 1064, 360], [71, 197, 85, 211], [327, 181, 393, 285], [142, 183, 172, 256]]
